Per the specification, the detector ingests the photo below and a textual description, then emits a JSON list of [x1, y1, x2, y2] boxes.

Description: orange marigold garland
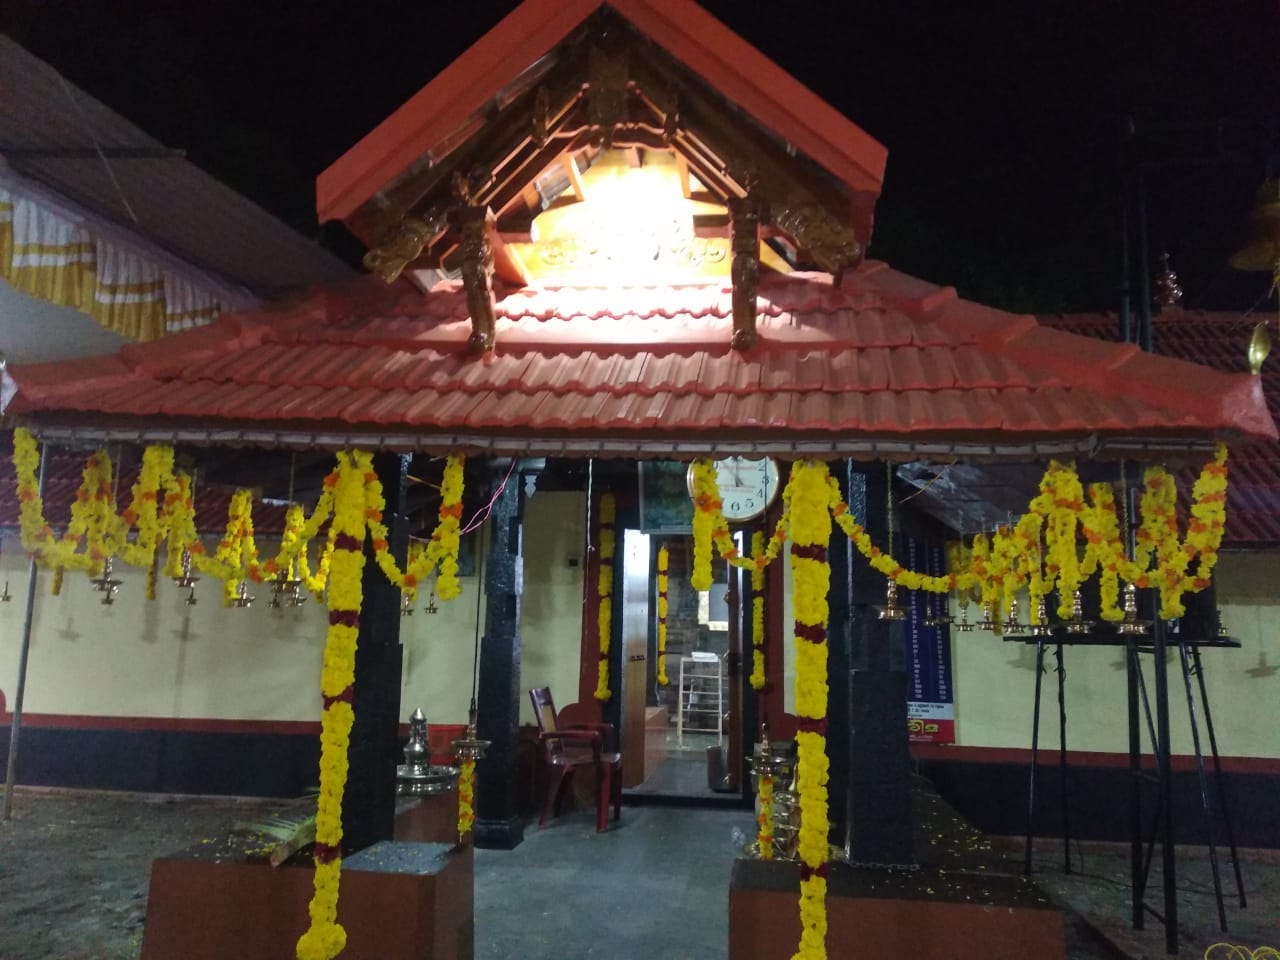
[[295, 451, 367, 960], [594, 494, 617, 701], [656, 544, 670, 686]]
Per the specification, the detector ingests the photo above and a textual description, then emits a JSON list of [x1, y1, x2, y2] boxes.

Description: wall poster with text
[[903, 538, 955, 744]]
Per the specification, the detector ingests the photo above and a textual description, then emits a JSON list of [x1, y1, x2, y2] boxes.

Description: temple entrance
[[620, 532, 748, 802]]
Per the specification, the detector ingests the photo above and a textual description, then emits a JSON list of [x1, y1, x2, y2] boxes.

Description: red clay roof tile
[[8, 268, 1275, 467]]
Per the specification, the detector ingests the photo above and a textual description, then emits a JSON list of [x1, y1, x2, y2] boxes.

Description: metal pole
[[3, 445, 47, 821], [1055, 643, 1072, 874], [1178, 642, 1227, 930], [1120, 124, 1133, 344], [1193, 644, 1246, 907], [1151, 615, 1178, 954], [1136, 163, 1154, 354], [1025, 638, 1046, 876], [1127, 634, 1144, 929]]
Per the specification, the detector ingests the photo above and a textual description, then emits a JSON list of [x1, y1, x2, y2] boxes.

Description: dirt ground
[[1, 787, 1276, 960], [1017, 837, 1280, 960], [0, 790, 278, 960]]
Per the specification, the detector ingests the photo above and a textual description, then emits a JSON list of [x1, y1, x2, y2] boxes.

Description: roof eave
[[8, 412, 1233, 462]]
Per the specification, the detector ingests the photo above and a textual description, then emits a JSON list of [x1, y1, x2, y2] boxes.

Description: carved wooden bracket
[[455, 206, 497, 354], [363, 213, 446, 284], [729, 196, 761, 351], [770, 200, 861, 275]]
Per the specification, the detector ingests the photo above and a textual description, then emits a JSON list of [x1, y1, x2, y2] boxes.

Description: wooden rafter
[[561, 153, 587, 201], [359, 12, 865, 287]]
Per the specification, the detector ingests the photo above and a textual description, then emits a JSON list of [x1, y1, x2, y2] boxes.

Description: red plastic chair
[[529, 687, 622, 832]]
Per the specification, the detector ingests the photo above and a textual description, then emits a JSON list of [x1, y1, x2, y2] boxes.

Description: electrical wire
[[55, 73, 139, 226], [460, 459, 516, 535], [469, 520, 486, 709]]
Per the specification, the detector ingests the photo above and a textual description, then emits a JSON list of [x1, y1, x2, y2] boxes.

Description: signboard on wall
[[638, 461, 694, 534], [903, 538, 955, 744]]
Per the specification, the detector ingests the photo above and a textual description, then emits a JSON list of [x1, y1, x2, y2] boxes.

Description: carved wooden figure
[[730, 196, 761, 351], [456, 206, 497, 353]]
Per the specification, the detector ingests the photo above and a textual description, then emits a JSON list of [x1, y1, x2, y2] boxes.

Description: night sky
[[6, 0, 1279, 314]]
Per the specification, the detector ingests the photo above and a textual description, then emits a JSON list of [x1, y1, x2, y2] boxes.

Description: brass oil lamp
[[877, 579, 906, 621], [231, 580, 255, 608]]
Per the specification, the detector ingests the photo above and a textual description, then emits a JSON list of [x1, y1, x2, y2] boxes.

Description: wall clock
[[687, 456, 781, 523]]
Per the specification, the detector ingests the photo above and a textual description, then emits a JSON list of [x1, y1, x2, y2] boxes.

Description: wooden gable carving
[[330, 5, 883, 352]]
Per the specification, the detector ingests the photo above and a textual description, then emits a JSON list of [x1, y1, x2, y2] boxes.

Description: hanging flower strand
[[594, 494, 617, 701], [656, 544, 670, 686], [457, 759, 476, 841], [295, 451, 367, 960], [365, 454, 465, 601], [788, 460, 833, 960], [689, 458, 789, 582], [749, 530, 767, 691], [756, 768, 775, 860]]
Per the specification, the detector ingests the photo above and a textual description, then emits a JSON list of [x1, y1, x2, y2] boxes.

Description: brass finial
[[1248, 320, 1272, 376], [1154, 252, 1183, 311]]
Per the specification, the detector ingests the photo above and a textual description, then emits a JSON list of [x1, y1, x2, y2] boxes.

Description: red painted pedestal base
[[729, 860, 1066, 960], [140, 795, 471, 960]]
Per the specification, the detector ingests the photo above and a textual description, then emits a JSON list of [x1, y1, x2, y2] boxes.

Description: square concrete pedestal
[[141, 795, 470, 960]]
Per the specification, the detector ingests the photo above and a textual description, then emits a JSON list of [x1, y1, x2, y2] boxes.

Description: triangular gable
[[317, 0, 886, 231]]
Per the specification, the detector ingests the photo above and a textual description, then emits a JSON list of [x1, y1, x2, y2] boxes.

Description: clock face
[[689, 457, 780, 522]]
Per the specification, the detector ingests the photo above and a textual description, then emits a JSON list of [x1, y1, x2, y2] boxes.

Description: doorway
[[619, 531, 749, 802]]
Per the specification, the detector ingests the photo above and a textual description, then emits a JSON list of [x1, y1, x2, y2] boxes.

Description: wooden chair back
[[529, 687, 562, 759]]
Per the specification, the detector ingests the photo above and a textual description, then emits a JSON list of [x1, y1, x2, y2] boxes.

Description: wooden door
[[619, 529, 651, 787]]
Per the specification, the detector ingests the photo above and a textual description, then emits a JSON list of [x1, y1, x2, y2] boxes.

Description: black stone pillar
[[824, 462, 853, 848], [474, 459, 525, 849], [342, 452, 409, 854], [846, 463, 914, 866]]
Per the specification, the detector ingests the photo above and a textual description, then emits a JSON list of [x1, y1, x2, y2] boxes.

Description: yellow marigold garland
[[689, 459, 790, 585], [757, 771, 775, 860], [690, 461, 719, 590], [656, 544, 670, 686], [749, 530, 767, 691], [788, 460, 832, 960], [458, 759, 476, 841], [594, 493, 616, 701], [295, 451, 366, 960], [365, 454, 465, 602]]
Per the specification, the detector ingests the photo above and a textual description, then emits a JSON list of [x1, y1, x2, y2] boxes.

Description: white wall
[[0, 538, 327, 721], [0, 494, 587, 731], [949, 550, 1280, 759], [5, 505, 1269, 762], [516, 492, 587, 725], [0, 278, 129, 364]]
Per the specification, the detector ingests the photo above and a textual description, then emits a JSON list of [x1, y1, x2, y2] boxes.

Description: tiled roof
[[7, 263, 1274, 460], [1040, 310, 1280, 546]]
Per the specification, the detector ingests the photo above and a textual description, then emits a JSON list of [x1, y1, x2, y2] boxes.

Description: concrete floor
[[477, 805, 752, 960]]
